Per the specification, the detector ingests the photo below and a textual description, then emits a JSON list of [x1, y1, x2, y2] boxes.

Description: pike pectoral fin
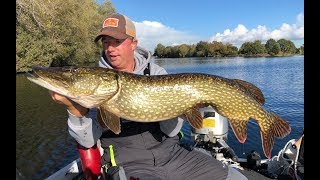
[[228, 118, 249, 143], [97, 105, 121, 134], [183, 107, 203, 129]]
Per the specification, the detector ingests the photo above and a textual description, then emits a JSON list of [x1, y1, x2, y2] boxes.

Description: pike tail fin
[[259, 112, 291, 159]]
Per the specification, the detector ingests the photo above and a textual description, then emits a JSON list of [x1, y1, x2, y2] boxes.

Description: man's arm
[[49, 91, 103, 148]]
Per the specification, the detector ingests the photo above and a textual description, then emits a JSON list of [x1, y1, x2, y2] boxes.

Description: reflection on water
[[16, 56, 304, 179], [16, 75, 78, 179]]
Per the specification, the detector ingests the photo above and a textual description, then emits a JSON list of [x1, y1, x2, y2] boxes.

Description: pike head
[[26, 66, 119, 108]]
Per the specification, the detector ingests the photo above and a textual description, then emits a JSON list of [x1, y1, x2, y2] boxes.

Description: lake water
[[16, 56, 304, 179]]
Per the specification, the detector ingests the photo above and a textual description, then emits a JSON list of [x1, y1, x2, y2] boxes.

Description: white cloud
[[134, 12, 304, 52], [209, 12, 304, 47], [134, 21, 200, 53]]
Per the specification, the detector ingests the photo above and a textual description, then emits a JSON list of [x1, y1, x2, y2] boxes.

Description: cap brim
[[94, 30, 129, 42]]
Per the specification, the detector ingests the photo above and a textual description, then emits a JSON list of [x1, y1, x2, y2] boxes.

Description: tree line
[[153, 39, 304, 58], [16, 0, 304, 73]]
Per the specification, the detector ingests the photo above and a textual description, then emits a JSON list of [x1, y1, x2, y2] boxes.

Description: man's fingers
[[48, 90, 64, 104]]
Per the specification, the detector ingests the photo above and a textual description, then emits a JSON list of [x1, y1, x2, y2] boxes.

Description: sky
[[100, 0, 304, 53]]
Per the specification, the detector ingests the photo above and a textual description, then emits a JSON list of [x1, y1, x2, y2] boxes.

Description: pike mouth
[[25, 69, 104, 108], [25, 66, 54, 81], [25, 71, 40, 80], [25, 71, 70, 98]]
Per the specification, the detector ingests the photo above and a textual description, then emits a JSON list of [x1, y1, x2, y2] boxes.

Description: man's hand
[[48, 90, 73, 106], [48, 90, 89, 117]]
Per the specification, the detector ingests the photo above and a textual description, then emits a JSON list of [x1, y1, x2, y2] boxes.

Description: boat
[[19, 107, 304, 180]]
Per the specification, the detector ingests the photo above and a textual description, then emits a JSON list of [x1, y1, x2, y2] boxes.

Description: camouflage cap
[[94, 13, 136, 42]]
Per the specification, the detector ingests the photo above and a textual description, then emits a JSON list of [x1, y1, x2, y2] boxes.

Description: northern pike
[[26, 66, 291, 158]]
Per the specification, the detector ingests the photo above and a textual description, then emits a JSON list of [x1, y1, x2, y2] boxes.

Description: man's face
[[101, 36, 137, 70]]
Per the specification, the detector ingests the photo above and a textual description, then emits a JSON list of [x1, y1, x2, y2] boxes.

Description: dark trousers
[[100, 122, 228, 180]]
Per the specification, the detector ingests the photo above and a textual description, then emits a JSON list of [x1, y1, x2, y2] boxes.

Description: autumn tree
[[16, 0, 115, 72]]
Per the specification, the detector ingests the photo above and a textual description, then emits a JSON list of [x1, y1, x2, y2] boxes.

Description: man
[[49, 13, 247, 180]]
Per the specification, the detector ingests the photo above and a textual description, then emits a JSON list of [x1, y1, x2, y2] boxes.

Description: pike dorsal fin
[[97, 105, 121, 134], [234, 79, 265, 105], [183, 107, 203, 129]]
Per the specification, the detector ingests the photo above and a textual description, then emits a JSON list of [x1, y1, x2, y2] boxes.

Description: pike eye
[[62, 72, 73, 77]]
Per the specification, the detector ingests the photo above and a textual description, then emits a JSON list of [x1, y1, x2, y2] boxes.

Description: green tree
[[299, 44, 304, 55], [164, 46, 172, 57], [154, 43, 166, 57], [208, 41, 224, 57], [224, 43, 238, 56], [16, 0, 116, 73], [265, 38, 280, 56], [206, 41, 238, 57], [239, 42, 254, 55], [178, 44, 190, 57], [277, 39, 297, 55], [170, 46, 180, 58], [252, 40, 266, 54], [239, 40, 266, 55], [188, 44, 196, 57], [195, 41, 210, 57]]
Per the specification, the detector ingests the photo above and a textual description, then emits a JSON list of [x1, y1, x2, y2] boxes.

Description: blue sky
[[100, 0, 304, 52]]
